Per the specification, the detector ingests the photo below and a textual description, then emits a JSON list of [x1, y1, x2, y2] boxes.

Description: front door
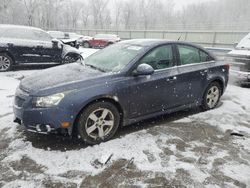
[[31, 29, 62, 63], [128, 44, 180, 118]]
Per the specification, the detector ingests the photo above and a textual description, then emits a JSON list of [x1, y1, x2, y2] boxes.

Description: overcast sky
[[174, 0, 213, 10]]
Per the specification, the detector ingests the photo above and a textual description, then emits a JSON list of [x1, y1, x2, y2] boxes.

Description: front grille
[[15, 96, 25, 108]]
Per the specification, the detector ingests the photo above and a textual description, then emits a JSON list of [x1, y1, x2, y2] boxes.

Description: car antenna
[[178, 35, 182, 41]]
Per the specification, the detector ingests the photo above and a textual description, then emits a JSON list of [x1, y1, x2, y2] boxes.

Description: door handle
[[166, 76, 177, 82]]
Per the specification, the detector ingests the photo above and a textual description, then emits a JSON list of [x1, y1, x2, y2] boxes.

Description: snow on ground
[[0, 49, 250, 187]]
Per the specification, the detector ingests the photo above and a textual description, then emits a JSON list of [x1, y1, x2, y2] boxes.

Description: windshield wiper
[[85, 63, 106, 72]]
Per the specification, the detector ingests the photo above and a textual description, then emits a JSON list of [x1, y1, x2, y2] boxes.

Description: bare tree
[[81, 0, 91, 29], [113, 0, 122, 29], [0, 0, 250, 31], [68, 0, 82, 29], [121, 0, 137, 29], [23, 0, 38, 26], [90, 0, 110, 29]]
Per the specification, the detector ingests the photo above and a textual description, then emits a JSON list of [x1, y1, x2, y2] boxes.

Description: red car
[[82, 34, 121, 48]]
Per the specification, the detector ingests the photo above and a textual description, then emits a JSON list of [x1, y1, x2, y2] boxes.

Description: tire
[[201, 82, 222, 111], [62, 54, 80, 64], [0, 53, 13, 72], [77, 101, 120, 145], [107, 42, 113, 46], [83, 41, 90, 48]]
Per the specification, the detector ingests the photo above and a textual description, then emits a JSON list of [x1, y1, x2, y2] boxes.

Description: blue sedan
[[13, 39, 229, 144]]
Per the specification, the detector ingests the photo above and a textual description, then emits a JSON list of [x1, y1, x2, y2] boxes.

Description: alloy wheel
[[206, 86, 220, 108], [85, 108, 115, 140], [63, 55, 76, 64], [0, 55, 11, 71]]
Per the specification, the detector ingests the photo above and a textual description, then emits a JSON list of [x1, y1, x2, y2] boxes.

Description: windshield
[[84, 43, 144, 73]]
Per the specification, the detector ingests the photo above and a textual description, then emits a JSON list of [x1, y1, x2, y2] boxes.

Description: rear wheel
[[77, 101, 120, 145], [201, 82, 222, 110], [83, 41, 90, 48], [0, 53, 13, 72], [62, 54, 80, 64]]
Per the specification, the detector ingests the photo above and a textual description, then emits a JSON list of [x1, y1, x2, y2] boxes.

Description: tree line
[[0, 0, 249, 31]]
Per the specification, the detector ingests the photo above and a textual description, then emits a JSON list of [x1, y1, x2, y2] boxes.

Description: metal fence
[[62, 29, 249, 48]]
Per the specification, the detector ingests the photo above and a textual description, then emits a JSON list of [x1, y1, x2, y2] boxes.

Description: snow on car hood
[[20, 63, 106, 94], [62, 44, 81, 58], [61, 38, 78, 43], [228, 49, 250, 57], [236, 33, 250, 49]]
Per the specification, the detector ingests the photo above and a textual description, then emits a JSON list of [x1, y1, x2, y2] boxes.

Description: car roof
[[120, 39, 215, 58], [47, 31, 64, 33], [0, 24, 44, 31], [121, 39, 208, 50]]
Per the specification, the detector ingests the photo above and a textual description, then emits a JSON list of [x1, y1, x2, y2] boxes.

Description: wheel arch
[[209, 77, 225, 94], [201, 77, 225, 103], [0, 50, 16, 64], [63, 52, 83, 61], [72, 96, 125, 136]]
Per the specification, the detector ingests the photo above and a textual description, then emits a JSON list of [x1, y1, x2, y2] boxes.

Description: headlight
[[35, 93, 65, 108]]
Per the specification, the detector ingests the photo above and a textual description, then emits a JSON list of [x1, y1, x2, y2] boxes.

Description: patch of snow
[[221, 163, 250, 185]]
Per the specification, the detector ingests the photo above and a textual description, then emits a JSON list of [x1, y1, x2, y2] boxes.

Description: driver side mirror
[[133, 64, 154, 76], [52, 38, 59, 48]]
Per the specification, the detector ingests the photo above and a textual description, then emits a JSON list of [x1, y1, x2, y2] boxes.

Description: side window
[[200, 50, 213, 62], [2, 28, 34, 40], [139, 45, 174, 70], [178, 45, 200, 65], [33, 30, 52, 41]]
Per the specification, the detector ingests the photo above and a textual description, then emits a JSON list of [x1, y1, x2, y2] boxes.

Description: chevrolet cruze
[[13, 39, 229, 144]]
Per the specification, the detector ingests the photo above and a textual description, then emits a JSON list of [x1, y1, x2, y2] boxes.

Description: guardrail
[[61, 29, 249, 48]]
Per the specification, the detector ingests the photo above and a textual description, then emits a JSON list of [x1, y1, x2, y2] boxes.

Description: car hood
[[20, 63, 108, 95], [62, 44, 81, 57], [228, 49, 250, 57]]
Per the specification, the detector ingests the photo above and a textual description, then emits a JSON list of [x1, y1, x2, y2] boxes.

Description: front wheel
[[62, 54, 81, 64], [0, 53, 13, 72], [201, 82, 222, 110], [77, 101, 120, 145]]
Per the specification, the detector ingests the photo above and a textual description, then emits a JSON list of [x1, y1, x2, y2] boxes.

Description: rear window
[[48, 31, 65, 39], [178, 45, 213, 65]]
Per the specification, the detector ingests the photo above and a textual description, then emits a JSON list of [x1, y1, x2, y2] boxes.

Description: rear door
[[128, 44, 180, 117], [175, 44, 215, 105]]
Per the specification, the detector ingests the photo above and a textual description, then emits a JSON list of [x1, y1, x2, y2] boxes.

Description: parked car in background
[[82, 34, 120, 48], [227, 33, 250, 86], [66, 32, 93, 47], [47, 30, 79, 48], [14, 39, 229, 145], [0, 25, 82, 71]]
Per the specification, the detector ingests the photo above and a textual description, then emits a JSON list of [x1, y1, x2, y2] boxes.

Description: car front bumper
[[13, 89, 75, 135]]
